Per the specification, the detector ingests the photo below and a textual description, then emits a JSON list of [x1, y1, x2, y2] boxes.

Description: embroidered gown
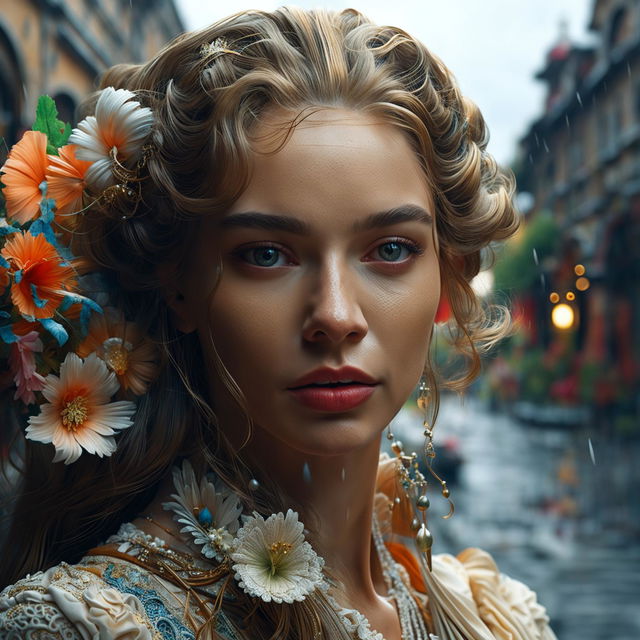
[[0, 459, 558, 640]]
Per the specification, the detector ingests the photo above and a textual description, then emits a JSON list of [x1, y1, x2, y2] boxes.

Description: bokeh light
[[551, 303, 575, 329], [576, 277, 590, 291], [574, 264, 586, 276], [549, 292, 560, 303], [566, 291, 576, 301]]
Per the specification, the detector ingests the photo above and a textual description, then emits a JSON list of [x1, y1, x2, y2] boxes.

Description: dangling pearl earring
[[390, 371, 454, 572]]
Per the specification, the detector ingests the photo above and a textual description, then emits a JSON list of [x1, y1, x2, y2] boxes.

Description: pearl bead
[[416, 495, 430, 510], [391, 440, 404, 454], [248, 478, 260, 490]]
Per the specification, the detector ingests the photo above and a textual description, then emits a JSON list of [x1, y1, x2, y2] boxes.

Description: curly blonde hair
[[2, 7, 518, 637]]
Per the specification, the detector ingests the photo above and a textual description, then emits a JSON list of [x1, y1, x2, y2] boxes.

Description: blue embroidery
[[103, 563, 195, 640]]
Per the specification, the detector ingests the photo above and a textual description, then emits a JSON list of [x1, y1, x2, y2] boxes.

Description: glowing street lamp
[[551, 303, 575, 330]]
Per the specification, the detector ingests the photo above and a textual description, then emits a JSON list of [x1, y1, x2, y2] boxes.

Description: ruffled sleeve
[[457, 548, 557, 640], [425, 548, 558, 640], [0, 562, 154, 639]]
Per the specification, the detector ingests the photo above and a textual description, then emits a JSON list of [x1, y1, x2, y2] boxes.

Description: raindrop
[[588, 438, 596, 465], [302, 462, 312, 484], [532, 248, 539, 265], [543, 139, 549, 153], [576, 91, 583, 107], [540, 273, 546, 289], [565, 114, 570, 130], [528, 153, 534, 165], [627, 62, 631, 77], [534, 133, 540, 148], [341, 467, 346, 481]]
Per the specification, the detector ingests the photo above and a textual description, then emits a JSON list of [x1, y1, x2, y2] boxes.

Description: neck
[[245, 427, 385, 601]]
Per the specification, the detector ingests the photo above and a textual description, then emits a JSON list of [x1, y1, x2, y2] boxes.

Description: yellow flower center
[[103, 337, 131, 376], [268, 541, 293, 575], [61, 395, 89, 432]]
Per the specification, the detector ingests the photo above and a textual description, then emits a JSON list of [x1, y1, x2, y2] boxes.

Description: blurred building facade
[[0, 0, 184, 152], [517, 0, 639, 424]]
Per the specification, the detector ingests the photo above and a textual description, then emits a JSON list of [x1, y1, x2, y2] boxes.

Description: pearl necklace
[[327, 516, 438, 640]]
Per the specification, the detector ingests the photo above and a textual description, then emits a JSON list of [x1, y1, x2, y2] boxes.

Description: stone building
[[518, 0, 640, 412], [0, 0, 184, 152]]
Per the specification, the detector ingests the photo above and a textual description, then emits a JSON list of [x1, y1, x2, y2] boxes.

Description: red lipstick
[[287, 366, 378, 412]]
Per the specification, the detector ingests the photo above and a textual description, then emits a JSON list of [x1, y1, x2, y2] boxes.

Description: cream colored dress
[[0, 456, 558, 639], [0, 528, 557, 639]]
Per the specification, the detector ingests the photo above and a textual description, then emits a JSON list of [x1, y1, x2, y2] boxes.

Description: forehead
[[227, 107, 435, 220]]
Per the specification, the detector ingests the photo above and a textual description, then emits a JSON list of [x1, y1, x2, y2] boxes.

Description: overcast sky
[[175, 1, 596, 167]]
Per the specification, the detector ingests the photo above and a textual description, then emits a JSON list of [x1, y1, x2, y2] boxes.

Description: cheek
[[199, 282, 291, 392]]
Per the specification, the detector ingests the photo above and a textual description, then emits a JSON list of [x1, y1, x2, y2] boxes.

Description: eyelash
[[233, 238, 425, 268]]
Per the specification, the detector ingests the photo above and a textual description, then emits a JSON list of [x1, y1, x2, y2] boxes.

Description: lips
[[288, 365, 377, 389], [287, 366, 378, 412]]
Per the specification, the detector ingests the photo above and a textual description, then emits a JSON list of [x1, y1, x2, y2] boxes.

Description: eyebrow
[[218, 204, 433, 234]]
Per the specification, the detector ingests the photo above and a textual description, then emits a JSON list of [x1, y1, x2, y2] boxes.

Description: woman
[[0, 7, 556, 639]]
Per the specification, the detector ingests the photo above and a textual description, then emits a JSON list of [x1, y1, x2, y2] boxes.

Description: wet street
[[388, 394, 640, 640]]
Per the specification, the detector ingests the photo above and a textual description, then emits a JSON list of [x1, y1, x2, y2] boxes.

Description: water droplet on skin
[[588, 438, 596, 465], [302, 462, 312, 484]]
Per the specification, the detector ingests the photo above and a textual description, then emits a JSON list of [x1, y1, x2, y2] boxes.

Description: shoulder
[[387, 542, 557, 640], [0, 558, 158, 639], [432, 547, 558, 640]]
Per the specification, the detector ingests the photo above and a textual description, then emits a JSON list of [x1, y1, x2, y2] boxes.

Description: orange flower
[[78, 309, 159, 395], [1, 231, 77, 319], [0, 131, 49, 224], [46, 144, 91, 225]]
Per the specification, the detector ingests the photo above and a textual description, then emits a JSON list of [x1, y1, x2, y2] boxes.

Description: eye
[[236, 245, 292, 268], [370, 240, 423, 263]]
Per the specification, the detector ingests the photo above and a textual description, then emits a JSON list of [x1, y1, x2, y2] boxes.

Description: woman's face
[[180, 107, 440, 458]]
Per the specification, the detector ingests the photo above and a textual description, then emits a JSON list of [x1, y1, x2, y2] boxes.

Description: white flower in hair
[[69, 87, 153, 191], [25, 352, 136, 465], [162, 460, 243, 562], [231, 509, 325, 603]]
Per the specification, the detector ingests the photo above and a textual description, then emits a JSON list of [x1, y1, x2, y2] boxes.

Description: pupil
[[255, 248, 278, 266], [381, 243, 402, 261]]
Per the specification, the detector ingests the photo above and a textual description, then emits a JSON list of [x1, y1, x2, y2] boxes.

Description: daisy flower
[[162, 460, 243, 562], [77, 308, 159, 396], [0, 130, 49, 224], [0, 231, 77, 319], [8, 329, 46, 405], [46, 144, 92, 223], [25, 352, 136, 465], [69, 87, 153, 191], [231, 509, 325, 603]]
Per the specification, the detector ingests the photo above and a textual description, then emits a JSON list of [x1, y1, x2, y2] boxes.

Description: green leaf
[[32, 96, 72, 154]]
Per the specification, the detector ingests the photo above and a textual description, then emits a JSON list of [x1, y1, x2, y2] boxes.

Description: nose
[[301, 257, 368, 345]]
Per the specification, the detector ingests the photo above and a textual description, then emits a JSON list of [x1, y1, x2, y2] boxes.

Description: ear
[[157, 264, 198, 334], [166, 289, 198, 334]]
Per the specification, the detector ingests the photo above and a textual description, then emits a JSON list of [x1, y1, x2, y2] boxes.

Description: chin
[[275, 419, 384, 458]]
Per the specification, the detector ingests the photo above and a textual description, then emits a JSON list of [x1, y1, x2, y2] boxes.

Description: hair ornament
[[199, 37, 233, 58], [0, 95, 159, 465], [69, 87, 153, 191]]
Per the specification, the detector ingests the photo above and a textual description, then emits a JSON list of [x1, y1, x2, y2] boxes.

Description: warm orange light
[[566, 291, 576, 301], [552, 303, 575, 330], [576, 277, 590, 291], [574, 264, 586, 276], [549, 292, 560, 303]]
